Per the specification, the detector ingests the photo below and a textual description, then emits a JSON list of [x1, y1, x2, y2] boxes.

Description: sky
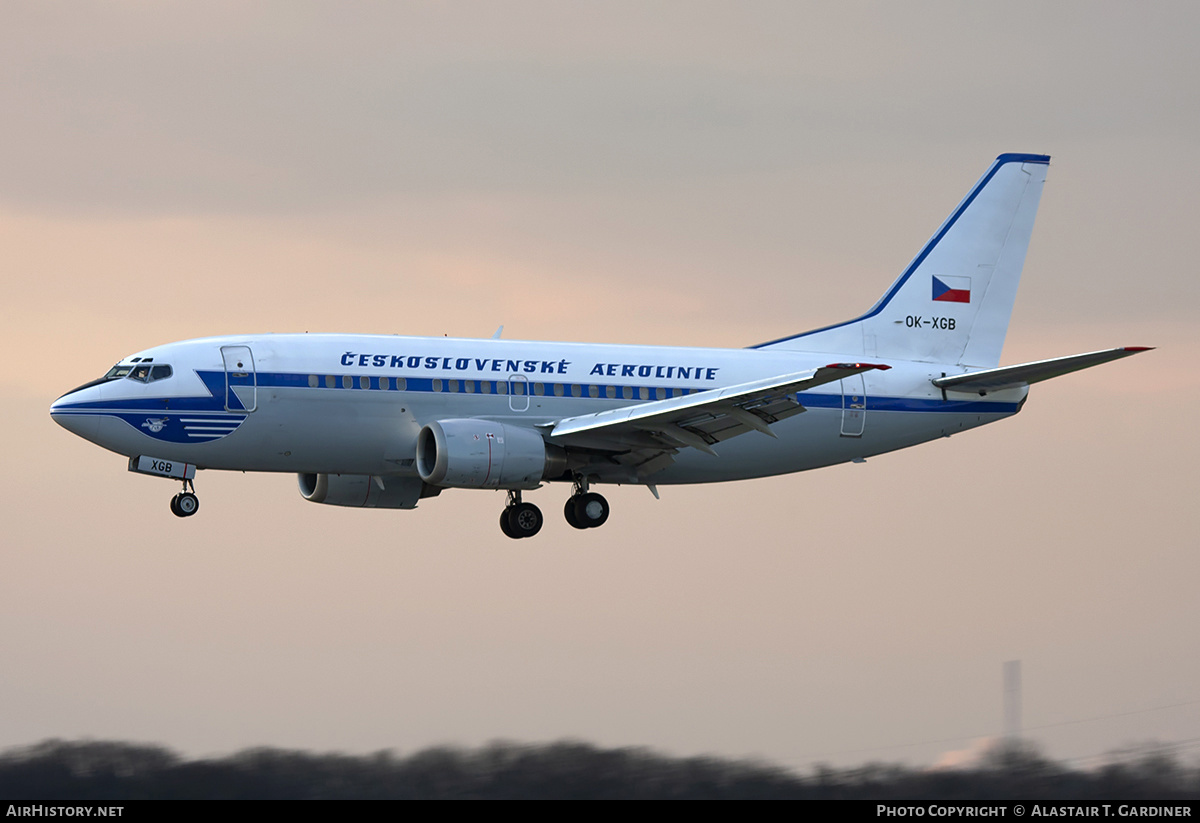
[[1, 1, 1197, 771]]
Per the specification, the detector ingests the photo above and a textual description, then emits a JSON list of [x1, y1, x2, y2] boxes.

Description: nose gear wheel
[[170, 478, 199, 518]]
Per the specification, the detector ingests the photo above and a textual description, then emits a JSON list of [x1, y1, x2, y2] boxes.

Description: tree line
[[0, 738, 1196, 799]]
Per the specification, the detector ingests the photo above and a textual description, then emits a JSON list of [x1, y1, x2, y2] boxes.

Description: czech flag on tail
[[932, 275, 971, 303]]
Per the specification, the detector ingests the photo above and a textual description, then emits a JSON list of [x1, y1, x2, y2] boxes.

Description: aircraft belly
[[63, 378, 1017, 483], [207, 389, 423, 474], [69, 390, 415, 475]]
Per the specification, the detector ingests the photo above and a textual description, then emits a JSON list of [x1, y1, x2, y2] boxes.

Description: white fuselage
[[50, 333, 1026, 486]]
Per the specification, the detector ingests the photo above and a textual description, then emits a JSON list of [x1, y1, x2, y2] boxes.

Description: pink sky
[[2, 2, 1196, 770]]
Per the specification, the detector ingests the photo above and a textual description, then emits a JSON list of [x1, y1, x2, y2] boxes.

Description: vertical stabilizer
[[755, 154, 1049, 367]]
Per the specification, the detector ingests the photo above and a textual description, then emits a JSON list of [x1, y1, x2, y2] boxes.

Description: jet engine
[[416, 419, 567, 489], [297, 473, 438, 509]]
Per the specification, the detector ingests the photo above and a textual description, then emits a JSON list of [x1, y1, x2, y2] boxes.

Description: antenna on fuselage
[[492, 326, 504, 339]]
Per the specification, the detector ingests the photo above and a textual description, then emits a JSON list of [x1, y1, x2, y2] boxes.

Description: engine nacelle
[[416, 419, 567, 489], [297, 473, 439, 509]]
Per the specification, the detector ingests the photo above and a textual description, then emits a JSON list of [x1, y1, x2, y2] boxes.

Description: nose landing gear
[[170, 479, 200, 518]]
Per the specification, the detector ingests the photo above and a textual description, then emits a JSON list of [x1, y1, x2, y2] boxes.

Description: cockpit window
[[59, 362, 170, 399], [126, 364, 173, 383]]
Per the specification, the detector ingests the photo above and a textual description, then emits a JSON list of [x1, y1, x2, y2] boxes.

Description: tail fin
[[755, 153, 1050, 367]]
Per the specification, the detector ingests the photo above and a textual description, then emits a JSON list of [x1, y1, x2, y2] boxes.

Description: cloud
[[930, 737, 1000, 771]]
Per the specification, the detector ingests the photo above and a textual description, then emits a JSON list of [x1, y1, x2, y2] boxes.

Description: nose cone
[[50, 386, 102, 440]]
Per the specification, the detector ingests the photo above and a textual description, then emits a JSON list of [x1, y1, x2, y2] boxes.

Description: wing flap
[[932, 347, 1153, 394], [550, 363, 890, 453]]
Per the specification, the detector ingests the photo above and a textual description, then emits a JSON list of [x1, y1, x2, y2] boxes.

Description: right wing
[[547, 363, 890, 463]]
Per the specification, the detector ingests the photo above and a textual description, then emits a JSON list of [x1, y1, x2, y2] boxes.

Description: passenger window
[[640, 387, 649, 400], [380, 377, 390, 391], [449, 379, 459, 392], [588, 385, 599, 398], [571, 384, 581, 397], [308, 375, 318, 388], [396, 377, 407, 391], [325, 375, 335, 388], [533, 382, 544, 396], [360, 376, 370, 389], [481, 381, 491, 394], [606, 386, 617, 399], [553, 383, 564, 397], [656, 387, 665, 400], [433, 379, 443, 392], [465, 380, 475, 393]]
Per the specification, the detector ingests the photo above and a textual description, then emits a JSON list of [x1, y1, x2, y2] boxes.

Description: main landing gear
[[169, 478, 200, 518], [500, 490, 543, 539], [498, 479, 611, 539], [564, 476, 609, 530]]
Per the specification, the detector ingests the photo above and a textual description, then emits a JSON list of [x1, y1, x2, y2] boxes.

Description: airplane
[[50, 153, 1151, 538]]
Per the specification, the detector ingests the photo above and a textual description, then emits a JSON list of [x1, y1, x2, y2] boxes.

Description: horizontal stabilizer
[[550, 363, 890, 452], [932, 347, 1153, 394]]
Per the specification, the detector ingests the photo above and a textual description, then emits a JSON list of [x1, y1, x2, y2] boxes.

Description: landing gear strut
[[170, 478, 199, 518], [500, 490, 543, 539], [565, 476, 609, 530]]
